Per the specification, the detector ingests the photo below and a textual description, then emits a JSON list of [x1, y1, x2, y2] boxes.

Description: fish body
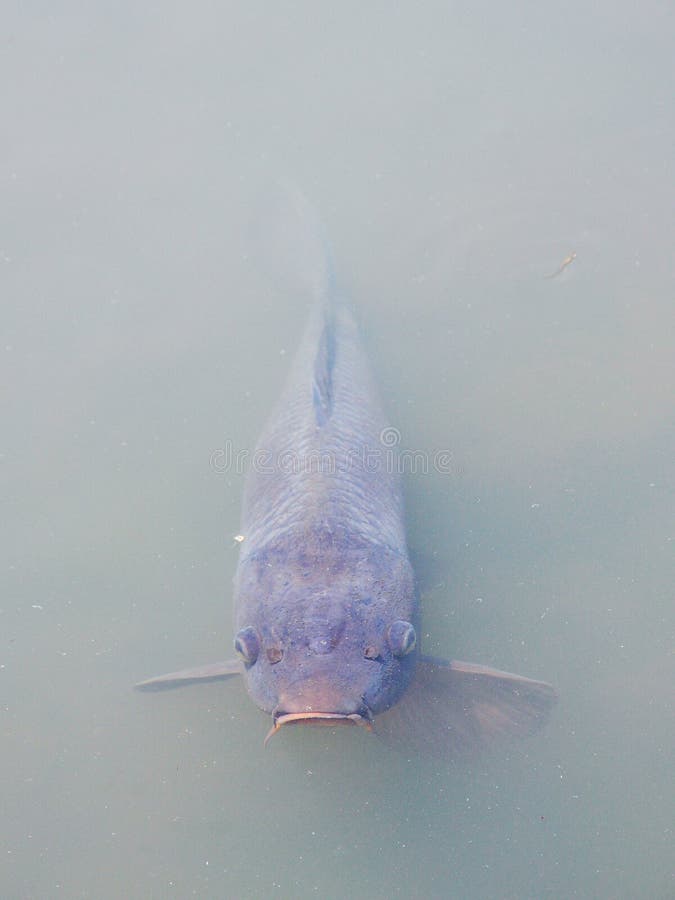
[[233, 299, 417, 729], [137, 197, 556, 756]]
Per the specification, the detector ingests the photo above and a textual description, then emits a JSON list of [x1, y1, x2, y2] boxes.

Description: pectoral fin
[[135, 658, 243, 691], [376, 656, 557, 758]]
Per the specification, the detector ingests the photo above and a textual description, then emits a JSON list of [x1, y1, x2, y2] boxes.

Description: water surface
[[2, 4, 673, 898]]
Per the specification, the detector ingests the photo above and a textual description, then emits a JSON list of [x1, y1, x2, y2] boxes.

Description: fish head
[[233, 542, 418, 734]]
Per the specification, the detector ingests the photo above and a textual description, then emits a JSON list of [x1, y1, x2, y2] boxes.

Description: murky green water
[[2, 4, 673, 898]]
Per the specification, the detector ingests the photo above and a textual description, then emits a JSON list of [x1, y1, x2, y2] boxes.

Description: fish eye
[[386, 620, 416, 657], [234, 626, 261, 664], [364, 645, 380, 660]]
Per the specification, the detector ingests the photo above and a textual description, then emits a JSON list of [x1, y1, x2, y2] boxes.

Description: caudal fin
[[375, 657, 557, 759], [251, 180, 335, 303]]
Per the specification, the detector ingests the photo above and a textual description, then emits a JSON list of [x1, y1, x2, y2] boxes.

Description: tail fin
[[250, 180, 336, 304]]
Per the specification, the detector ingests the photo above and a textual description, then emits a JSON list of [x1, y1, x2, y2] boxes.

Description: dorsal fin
[[312, 315, 336, 426]]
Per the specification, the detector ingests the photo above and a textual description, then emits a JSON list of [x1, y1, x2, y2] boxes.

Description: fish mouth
[[265, 710, 373, 746]]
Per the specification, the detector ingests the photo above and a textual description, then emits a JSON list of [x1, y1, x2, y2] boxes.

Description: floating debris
[[545, 251, 577, 279]]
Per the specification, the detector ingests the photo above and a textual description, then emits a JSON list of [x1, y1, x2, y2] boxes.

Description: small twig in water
[[545, 251, 577, 279]]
